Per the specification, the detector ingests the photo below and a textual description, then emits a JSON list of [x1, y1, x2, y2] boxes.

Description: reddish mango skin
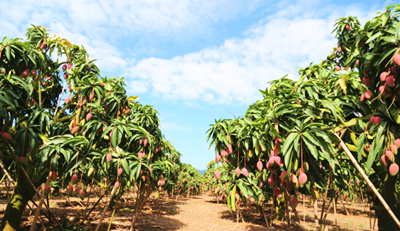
[[0, 132, 12, 140], [374, 117, 381, 125], [389, 163, 399, 176], [299, 173, 307, 187], [215, 170, 220, 179], [242, 168, 249, 177], [381, 155, 388, 166], [235, 168, 241, 177], [393, 54, 400, 66], [257, 161, 263, 171]]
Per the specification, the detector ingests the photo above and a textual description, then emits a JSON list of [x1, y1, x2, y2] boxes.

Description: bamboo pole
[[360, 186, 365, 211], [370, 200, 372, 230], [322, 200, 332, 220], [29, 171, 52, 231], [333, 196, 337, 230], [0, 161, 13, 183], [337, 134, 400, 228], [320, 167, 332, 222], [239, 205, 245, 223], [271, 194, 275, 225], [284, 191, 291, 226], [303, 195, 305, 222], [339, 197, 350, 215], [313, 197, 319, 226], [5, 177, 9, 201], [236, 202, 239, 223]]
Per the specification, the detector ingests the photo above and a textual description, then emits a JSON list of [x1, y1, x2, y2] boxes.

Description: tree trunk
[[375, 178, 400, 231], [0, 154, 47, 231], [109, 182, 125, 209], [0, 182, 35, 231], [275, 195, 286, 221]]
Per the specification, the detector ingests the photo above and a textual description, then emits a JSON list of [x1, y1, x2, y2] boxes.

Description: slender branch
[[53, 80, 67, 117], [54, 111, 76, 123], [38, 76, 42, 109], [95, 182, 118, 231], [81, 184, 112, 224], [0, 161, 13, 183]]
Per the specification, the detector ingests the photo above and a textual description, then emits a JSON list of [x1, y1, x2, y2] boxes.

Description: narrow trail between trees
[[128, 194, 376, 231], [0, 189, 376, 230], [132, 195, 272, 231]]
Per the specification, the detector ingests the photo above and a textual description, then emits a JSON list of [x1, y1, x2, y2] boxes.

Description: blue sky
[[1, 0, 396, 170]]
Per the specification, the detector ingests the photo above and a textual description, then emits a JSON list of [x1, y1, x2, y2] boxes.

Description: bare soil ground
[[0, 186, 377, 230]]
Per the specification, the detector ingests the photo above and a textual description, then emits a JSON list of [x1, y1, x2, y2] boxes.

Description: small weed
[[168, 209, 175, 214], [51, 204, 57, 208], [122, 208, 132, 212], [306, 213, 309, 218], [360, 223, 365, 228], [347, 220, 353, 228]]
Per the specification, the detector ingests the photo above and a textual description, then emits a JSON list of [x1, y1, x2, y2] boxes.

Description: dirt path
[[127, 195, 376, 231], [130, 195, 272, 231], [0, 187, 377, 230]]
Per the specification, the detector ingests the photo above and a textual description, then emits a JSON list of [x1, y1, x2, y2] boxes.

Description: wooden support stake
[[339, 196, 350, 215], [303, 195, 305, 222], [320, 167, 332, 222], [337, 134, 400, 228], [29, 172, 52, 231], [313, 197, 319, 226], [333, 196, 337, 230]]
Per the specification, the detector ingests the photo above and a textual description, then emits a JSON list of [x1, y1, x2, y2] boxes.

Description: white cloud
[[126, 2, 387, 104], [127, 15, 333, 104], [0, 0, 263, 73], [160, 121, 186, 131], [1, 0, 262, 38], [1, 0, 392, 104]]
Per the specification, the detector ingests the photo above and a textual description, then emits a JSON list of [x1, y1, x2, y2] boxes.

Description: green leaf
[[395, 22, 400, 41], [5, 45, 10, 61], [237, 180, 248, 198], [321, 100, 338, 120], [281, 133, 298, 157], [231, 186, 236, 211], [135, 163, 141, 179], [357, 134, 366, 162], [303, 133, 319, 160], [378, 47, 398, 65], [121, 159, 130, 176], [366, 31, 382, 44], [381, 36, 397, 44], [389, 107, 400, 124]]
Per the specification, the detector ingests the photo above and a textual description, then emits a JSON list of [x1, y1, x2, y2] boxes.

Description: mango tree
[[0, 25, 182, 231]]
